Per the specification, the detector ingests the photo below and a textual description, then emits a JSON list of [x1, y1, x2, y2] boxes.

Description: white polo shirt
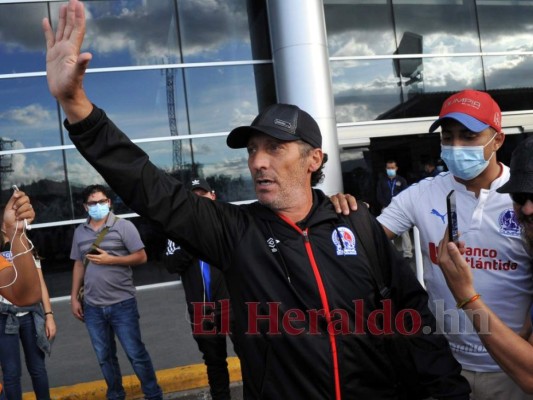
[[378, 164, 533, 372]]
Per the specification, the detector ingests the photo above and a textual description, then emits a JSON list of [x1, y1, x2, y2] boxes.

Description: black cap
[[497, 137, 533, 194], [226, 103, 322, 149], [187, 178, 213, 192]]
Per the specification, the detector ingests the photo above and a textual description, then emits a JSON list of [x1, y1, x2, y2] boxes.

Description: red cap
[[429, 90, 501, 133]]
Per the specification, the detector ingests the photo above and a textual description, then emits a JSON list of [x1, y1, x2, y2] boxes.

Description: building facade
[[1, 0, 532, 294]]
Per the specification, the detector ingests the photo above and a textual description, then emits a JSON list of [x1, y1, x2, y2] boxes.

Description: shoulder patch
[[331, 227, 357, 256], [498, 208, 521, 237]]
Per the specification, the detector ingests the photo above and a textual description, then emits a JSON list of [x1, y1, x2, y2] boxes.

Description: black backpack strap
[[348, 202, 391, 299]]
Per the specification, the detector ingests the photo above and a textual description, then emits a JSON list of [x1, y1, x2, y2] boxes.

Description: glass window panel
[[483, 55, 533, 113], [140, 139, 254, 203], [324, 1, 397, 57], [0, 3, 48, 74], [0, 150, 70, 223], [332, 56, 486, 122], [477, 1, 533, 53], [393, 1, 480, 54], [61, 64, 274, 143], [49, 0, 269, 68], [0, 77, 63, 149], [421, 56, 484, 93], [331, 60, 403, 123], [61, 69, 189, 142], [184, 64, 275, 134], [177, 0, 268, 63], [50, 0, 182, 68]]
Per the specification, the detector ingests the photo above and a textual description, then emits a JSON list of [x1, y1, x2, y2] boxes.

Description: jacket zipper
[[278, 214, 342, 400]]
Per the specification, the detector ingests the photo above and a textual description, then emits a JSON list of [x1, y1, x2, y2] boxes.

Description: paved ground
[[20, 280, 241, 399], [165, 383, 243, 399]]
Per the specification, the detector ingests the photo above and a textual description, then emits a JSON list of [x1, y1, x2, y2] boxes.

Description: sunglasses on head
[[511, 193, 533, 206]]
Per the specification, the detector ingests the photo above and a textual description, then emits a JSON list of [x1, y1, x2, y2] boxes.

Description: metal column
[[266, 0, 343, 195]]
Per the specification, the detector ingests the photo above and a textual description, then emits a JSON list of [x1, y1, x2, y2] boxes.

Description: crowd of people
[[1, 0, 531, 399]]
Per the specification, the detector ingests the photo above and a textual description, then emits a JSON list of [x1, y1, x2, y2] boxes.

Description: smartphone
[[87, 247, 100, 255], [12, 184, 31, 230], [446, 190, 459, 244]]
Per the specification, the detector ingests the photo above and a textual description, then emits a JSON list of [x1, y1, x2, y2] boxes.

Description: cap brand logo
[[274, 119, 292, 130], [446, 98, 481, 110], [192, 179, 200, 185]]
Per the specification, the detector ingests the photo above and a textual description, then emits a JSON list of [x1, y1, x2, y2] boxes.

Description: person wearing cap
[[43, 3, 471, 398], [163, 178, 233, 400], [333, 89, 533, 399], [436, 136, 533, 393]]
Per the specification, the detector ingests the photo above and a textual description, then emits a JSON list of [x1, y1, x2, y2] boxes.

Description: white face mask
[[88, 203, 110, 221], [386, 169, 396, 178], [440, 132, 497, 181]]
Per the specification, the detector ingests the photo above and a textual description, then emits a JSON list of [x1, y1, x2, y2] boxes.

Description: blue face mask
[[88, 203, 110, 221], [440, 133, 497, 181], [386, 169, 396, 178]]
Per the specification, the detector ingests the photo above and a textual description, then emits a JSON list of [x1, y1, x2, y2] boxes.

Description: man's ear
[[494, 130, 505, 150], [309, 148, 324, 173]]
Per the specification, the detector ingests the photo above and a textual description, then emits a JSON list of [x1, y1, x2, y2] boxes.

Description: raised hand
[[42, 0, 93, 123], [3, 190, 35, 238]]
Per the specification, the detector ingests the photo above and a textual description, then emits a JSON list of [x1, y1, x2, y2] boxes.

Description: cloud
[[203, 155, 248, 179], [0, 3, 47, 52], [80, 0, 249, 64], [1, 104, 52, 126]]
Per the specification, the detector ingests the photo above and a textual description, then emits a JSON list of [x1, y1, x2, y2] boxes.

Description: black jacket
[[376, 174, 409, 209], [66, 106, 469, 400], [163, 240, 230, 320]]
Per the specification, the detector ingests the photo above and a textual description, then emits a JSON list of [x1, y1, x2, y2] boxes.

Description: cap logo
[[274, 119, 293, 131], [192, 179, 200, 186], [445, 97, 481, 110]]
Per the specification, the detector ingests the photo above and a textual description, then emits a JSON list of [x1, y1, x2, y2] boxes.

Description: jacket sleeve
[[162, 239, 195, 275], [65, 106, 242, 270], [373, 218, 471, 399]]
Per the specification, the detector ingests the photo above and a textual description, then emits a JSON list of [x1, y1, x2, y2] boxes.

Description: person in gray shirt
[[70, 184, 162, 400]]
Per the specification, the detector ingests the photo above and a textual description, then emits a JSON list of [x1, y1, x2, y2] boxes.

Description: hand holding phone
[[11, 185, 31, 230], [87, 247, 100, 255], [446, 190, 459, 244]]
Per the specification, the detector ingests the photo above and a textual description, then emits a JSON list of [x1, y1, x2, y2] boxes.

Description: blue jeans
[[0, 313, 50, 400], [84, 297, 162, 400]]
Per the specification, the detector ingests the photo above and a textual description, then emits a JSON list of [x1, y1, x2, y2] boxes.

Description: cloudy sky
[[1, 0, 532, 193]]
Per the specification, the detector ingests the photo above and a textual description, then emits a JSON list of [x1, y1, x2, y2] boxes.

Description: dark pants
[[0, 313, 50, 400], [191, 312, 231, 400]]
